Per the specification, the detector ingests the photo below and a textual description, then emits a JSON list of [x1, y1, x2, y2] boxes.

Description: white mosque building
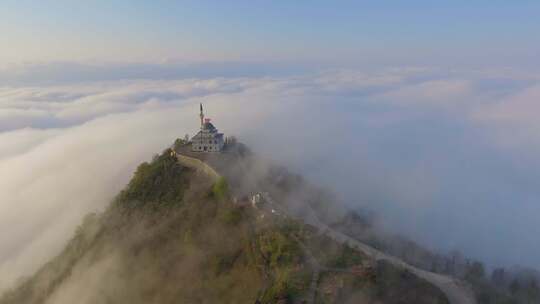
[[190, 104, 225, 152]]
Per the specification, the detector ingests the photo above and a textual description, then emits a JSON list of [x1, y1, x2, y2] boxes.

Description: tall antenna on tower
[[199, 103, 204, 129]]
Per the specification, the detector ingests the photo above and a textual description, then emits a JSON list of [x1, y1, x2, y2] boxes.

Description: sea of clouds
[[1, 62, 540, 291]]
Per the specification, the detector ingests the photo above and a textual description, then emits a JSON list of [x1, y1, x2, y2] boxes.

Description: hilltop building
[[191, 104, 225, 152]]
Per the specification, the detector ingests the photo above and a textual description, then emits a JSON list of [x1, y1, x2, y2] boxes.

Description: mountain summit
[[0, 142, 452, 304]]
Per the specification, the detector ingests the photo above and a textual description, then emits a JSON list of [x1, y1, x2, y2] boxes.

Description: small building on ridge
[[191, 104, 225, 152]]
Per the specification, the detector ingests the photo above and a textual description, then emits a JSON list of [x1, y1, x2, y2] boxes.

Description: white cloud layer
[[1, 66, 540, 291]]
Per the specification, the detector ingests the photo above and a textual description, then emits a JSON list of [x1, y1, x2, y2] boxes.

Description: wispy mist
[[1, 65, 540, 291]]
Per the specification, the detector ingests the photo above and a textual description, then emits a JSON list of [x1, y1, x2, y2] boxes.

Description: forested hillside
[[0, 150, 449, 304]]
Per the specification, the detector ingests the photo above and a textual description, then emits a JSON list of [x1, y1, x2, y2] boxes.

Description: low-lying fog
[[1, 63, 540, 291]]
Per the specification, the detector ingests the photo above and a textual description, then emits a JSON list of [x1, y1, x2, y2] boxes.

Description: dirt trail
[[176, 151, 476, 304], [305, 208, 476, 304], [261, 193, 476, 304]]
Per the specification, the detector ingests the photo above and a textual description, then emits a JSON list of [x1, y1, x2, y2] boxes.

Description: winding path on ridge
[[174, 150, 476, 304], [261, 193, 476, 304]]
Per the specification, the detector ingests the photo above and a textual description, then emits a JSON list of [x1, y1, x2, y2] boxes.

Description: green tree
[[212, 177, 228, 200], [509, 279, 521, 295], [526, 278, 540, 301], [466, 261, 485, 282]]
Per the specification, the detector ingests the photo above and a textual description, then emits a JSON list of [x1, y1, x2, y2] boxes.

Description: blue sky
[[1, 1, 539, 67]]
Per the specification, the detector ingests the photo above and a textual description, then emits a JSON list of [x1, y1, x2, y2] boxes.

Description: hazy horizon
[[1, 0, 540, 293]]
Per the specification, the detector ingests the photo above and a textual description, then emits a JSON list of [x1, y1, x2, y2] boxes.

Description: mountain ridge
[[0, 145, 451, 304]]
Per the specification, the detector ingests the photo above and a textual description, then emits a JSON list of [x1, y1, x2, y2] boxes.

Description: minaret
[[199, 103, 204, 129]]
